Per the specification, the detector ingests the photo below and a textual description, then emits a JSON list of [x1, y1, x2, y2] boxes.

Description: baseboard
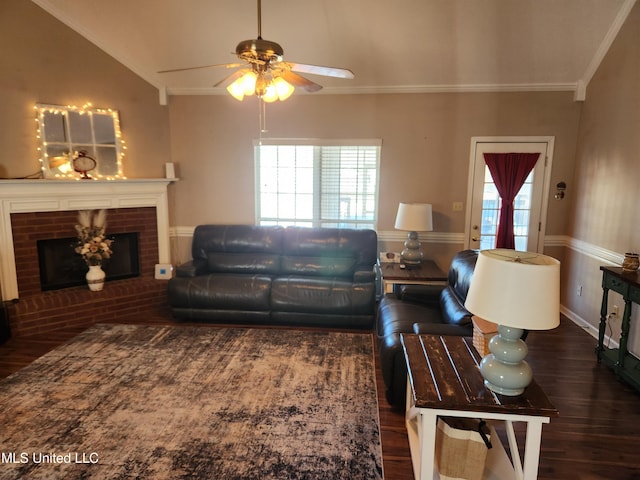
[[560, 305, 619, 348]]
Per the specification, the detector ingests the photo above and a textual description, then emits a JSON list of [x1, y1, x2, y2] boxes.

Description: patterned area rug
[[0, 324, 383, 479]]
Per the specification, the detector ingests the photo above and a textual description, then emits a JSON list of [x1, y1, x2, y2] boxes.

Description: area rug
[[0, 324, 384, 479]]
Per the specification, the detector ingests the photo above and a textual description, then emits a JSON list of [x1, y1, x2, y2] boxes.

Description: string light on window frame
[[34, 103, 127, 180]]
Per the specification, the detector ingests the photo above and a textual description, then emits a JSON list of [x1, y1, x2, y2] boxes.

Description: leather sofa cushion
[[280, 255, 357, 277], [281, 227, 377, 276], [192, 224, 284, 259], [207, 252, 281, 274], [271, 276, 375, 314], [377, 295, 441, 337], [168, 274, 272, 310]]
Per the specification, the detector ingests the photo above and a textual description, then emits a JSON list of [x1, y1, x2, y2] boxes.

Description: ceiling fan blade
[[287, 62, 354, 79], [158, 62, 243, 74], [279, 71, 323, 92], [214, 69, 252, 88]]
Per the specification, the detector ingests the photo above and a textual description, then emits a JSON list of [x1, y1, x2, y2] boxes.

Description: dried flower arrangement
[[75, 209, 114, 266]]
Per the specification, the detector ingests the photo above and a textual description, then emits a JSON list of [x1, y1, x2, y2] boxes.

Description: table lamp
[[394, 203, 433, 266], [464, 249, 560, 396]]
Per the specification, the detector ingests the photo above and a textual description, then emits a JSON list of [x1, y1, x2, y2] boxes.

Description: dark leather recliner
[[167, 225, 378, 329], [376, 249, 479, 408]]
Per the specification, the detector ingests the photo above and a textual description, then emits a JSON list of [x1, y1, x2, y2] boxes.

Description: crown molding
[[576, 0, 637, 101], [166, 82, 577, 98]]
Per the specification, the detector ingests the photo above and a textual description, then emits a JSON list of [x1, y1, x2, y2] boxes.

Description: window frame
[[254, 138, 381, 229]]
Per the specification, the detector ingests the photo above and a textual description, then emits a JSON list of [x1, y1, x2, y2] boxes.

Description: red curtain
[[483, 152, 540, 249]]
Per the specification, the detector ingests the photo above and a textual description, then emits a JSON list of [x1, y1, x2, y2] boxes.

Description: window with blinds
[[255, 140, 381, 229]]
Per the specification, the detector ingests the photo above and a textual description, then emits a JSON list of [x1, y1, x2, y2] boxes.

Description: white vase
[[86, 265, 106, 291]]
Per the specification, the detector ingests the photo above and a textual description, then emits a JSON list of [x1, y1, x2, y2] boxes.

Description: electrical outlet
[[155, 263, 174, 280], [613, 305, 620, 317]]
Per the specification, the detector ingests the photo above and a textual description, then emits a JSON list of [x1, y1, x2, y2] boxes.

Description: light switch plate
[[155, 263, 174, 280]]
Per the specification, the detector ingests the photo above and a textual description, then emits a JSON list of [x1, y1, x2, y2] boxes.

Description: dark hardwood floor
[[1, 315, 639, 479]]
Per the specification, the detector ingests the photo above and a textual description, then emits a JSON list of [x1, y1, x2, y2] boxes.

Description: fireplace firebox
[[37, 232, 140, 291]]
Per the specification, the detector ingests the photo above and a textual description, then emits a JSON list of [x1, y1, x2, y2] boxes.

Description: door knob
[[471, 225, 480, 242]]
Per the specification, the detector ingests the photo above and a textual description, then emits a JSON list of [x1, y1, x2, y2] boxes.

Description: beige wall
[[0, 0, 171, 180], [562, 1, 640, 352], [168, 91, 581, 237]]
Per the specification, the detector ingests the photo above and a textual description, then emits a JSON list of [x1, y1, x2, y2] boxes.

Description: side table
[[378, 260, 447, 294], [597, 266, 640, 392], [401, 334, 558, 480]]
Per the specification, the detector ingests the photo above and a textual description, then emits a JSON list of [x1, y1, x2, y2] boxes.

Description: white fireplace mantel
[[0, 179, 174, 300]]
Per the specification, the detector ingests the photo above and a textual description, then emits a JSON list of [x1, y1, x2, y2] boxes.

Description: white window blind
[[255, 140, 381, 229]]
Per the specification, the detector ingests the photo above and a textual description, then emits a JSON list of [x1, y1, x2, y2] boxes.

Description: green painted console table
[[597, 266, 640, 392]]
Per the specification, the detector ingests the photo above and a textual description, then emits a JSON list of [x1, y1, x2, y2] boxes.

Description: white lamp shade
[[394, 203, 433, 232], [464, 249, 560, 331]]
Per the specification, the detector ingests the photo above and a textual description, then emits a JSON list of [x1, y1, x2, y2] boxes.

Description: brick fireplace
[[0, 180, 174, 337]]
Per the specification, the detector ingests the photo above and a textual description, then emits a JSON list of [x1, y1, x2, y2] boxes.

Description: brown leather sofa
[[376, 249, 479, 408], [167, 225, 378, 329]]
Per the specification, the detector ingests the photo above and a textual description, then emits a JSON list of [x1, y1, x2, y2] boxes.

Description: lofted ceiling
[[32, 0, 635, 102]]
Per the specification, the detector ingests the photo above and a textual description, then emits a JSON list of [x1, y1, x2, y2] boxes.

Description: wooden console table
[[597, 266, 640, 392], [401, 334, 558, 480]]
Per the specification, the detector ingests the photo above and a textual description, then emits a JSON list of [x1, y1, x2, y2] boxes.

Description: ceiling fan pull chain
[[259, 97, 268, 134]]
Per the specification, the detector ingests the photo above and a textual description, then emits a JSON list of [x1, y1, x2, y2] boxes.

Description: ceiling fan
[[158, 0, 354, 102]]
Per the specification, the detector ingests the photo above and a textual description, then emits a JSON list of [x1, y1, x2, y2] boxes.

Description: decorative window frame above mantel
[[35, 103, 126, 180]]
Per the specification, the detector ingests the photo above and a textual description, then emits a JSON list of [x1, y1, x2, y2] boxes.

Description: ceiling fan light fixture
[[259, 76, 295, 103], [226, 81, 245, 101], [255, 74, 269, 97], [241, 71, 258, 96], [262, 84, 279, 103], [227, 71, 258, 101], [273, 76, 295, 101]]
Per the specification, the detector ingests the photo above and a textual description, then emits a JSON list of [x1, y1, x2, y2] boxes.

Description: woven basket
[[472, 316, 498, 357], [435, 417, 491, 480]]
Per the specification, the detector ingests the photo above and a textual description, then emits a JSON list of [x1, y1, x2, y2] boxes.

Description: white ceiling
[[32, 0, 635, 100]]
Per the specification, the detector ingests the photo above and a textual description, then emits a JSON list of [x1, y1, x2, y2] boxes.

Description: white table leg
[[505, 420, 524, 480], [418, 410, 438, 480], [522, 420, 544, 480]]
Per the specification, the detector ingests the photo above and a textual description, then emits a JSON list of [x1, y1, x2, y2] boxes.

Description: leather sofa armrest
[[397, 284, 444, 303], [353, 267, 376, 283], [413, 322, 472, 336], [175, 258, 208, 277]]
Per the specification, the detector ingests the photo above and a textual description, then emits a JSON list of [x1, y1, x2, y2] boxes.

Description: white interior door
[[465, 137, 554, 252]]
